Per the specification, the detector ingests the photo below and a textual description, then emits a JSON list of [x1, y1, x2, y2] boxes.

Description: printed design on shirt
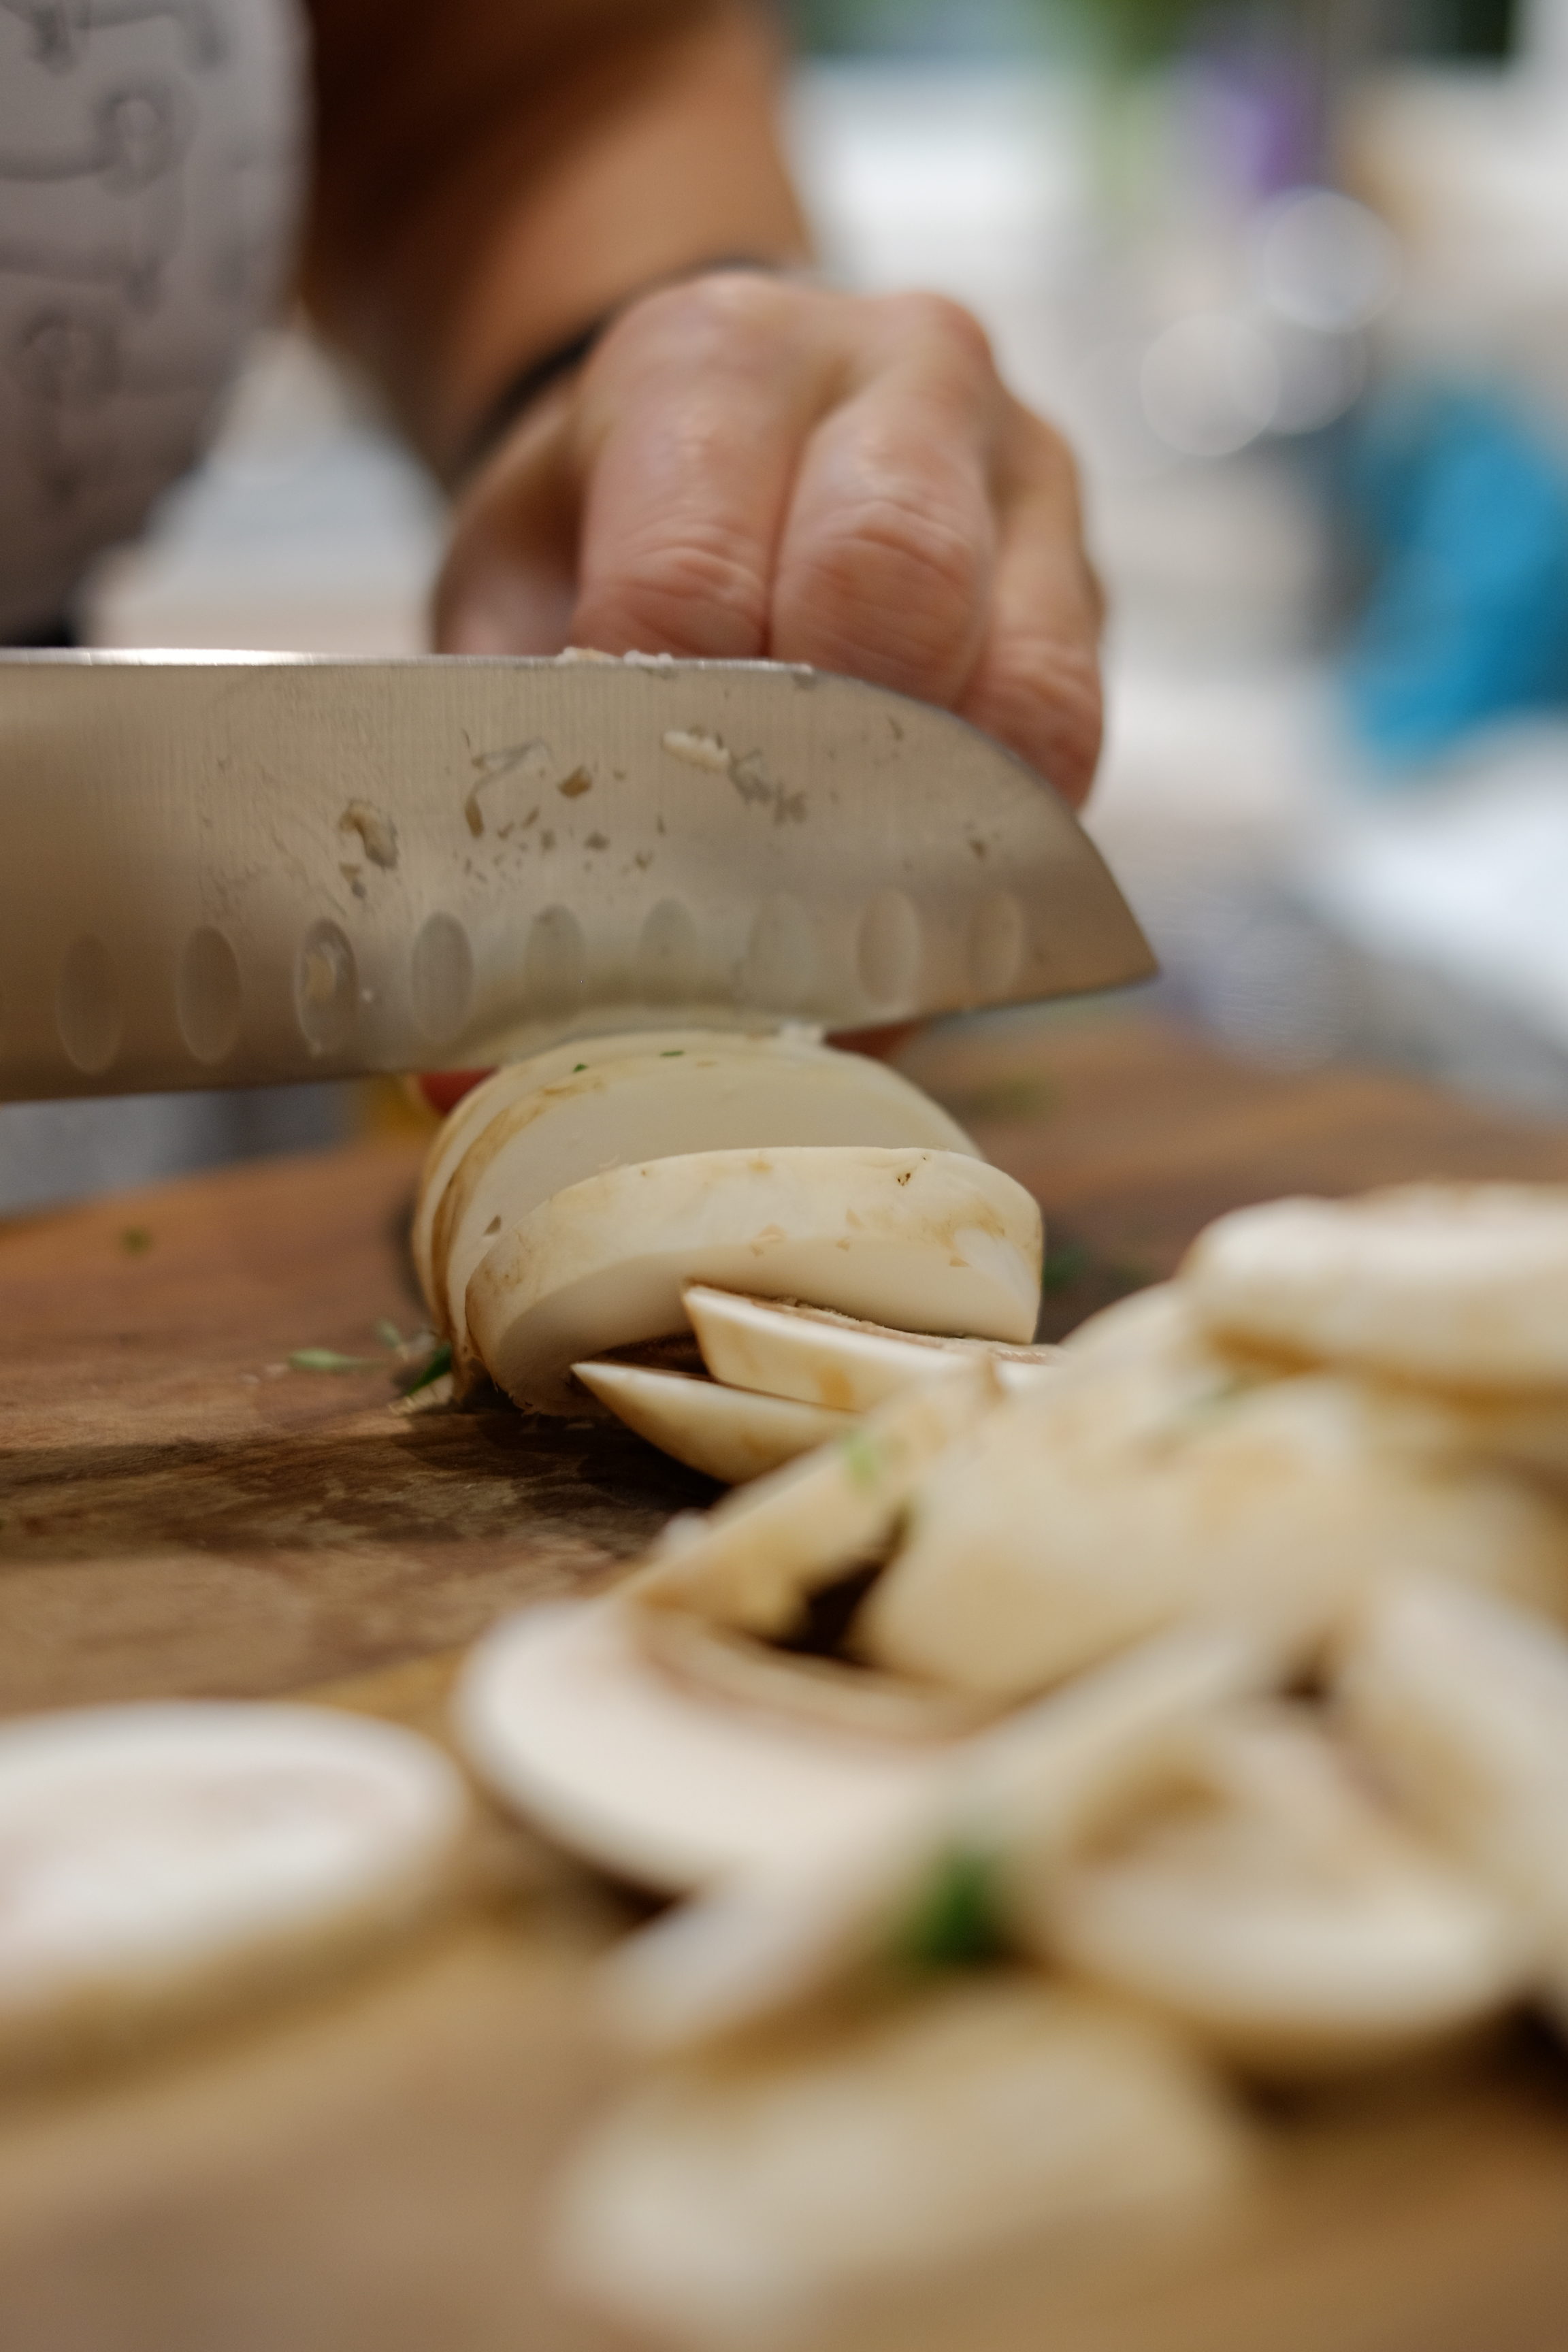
[[0, 0, 303, 632]]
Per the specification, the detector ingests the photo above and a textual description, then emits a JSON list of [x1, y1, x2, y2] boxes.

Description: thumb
[[433, 403, 583, 654]]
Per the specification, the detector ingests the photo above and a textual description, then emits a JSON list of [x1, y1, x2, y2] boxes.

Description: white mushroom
[[685, 1285, 1063, 1414], [860, 1359, 1568, 1701], [1181, 1183, 1568, 1392], [412, 1035, 666, 1311], [454, 1597, 956, 1892], [553, 1980, 1254, 2348], [572, 1359, 853, 1484], [1337, 1577, 1568, 2012], [0, 1702, 468, 2075], [468, 1149, 1041, 1415], [602, 1620, 1292, 2059], [1030, 1705, 1529, 2077], [423, 1031, 979, 1367]]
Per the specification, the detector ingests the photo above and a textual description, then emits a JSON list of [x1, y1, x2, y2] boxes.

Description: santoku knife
[[0, 650, 1152, 1100]]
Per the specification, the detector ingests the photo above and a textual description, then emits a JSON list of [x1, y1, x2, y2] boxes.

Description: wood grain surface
[[6, 1006, 1568, 2352]]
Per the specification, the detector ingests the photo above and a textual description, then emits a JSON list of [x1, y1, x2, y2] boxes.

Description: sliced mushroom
[[468, 1149, 1040, 1415], [1031, 1705, 1528, 2076], [0, 1701, 468, 2076], [684, 1285, 1063, 1413], [411, 1030, 706, 1311], [425, 1031, 979, 1365], [573, 1359, 853, 1483], [453, 1597, 958, 1891], [1181, 1183, 1568, 1392], [602, 1620, 1291, 2059], [553, 1980, 1254, 2348], [1337, 1578, 1568, 2008], [861, 1360, 1568, 1701], [626, 1356, 1000, 1636]]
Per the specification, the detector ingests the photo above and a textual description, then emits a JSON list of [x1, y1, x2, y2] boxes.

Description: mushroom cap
[[0, 1701, 467, 2073], [1182, 1183, 1568, 1393], [419, 1029, 978, 1363], [468, 1147, 1041, 1415], [554, 1980, 1253, 2345], [1034, 1707, 1529, 2076]]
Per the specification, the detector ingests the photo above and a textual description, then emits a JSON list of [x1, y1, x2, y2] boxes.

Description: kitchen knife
[[0, 651, 1152, 1100]]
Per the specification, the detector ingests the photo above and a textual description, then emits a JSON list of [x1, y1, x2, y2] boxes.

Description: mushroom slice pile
[[1338, 1578, 1568, 2008], [860, 1356, 1568, 1702], [455, 1598, 954, 1893], [575, 1289, 1062, 1486], [0, 1701, 468, 2075], [421, 1030, 981, 1375], [572, 1360, 854, 1486], [1030, 1705, 1528, 2077], [601, 1620, 1290, 2059], [554, 1980, 1254, 2349], [1182, 1183, 1568, 1393]]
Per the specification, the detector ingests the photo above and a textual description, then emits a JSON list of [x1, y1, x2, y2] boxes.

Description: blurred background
[[8, 0, 1568, 1208]]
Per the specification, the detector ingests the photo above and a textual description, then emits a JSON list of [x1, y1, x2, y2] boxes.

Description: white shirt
[[0, 0, 306, 638]]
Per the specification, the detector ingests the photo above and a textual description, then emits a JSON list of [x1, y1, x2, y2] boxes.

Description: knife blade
[[0, 651, 1152, 1100]]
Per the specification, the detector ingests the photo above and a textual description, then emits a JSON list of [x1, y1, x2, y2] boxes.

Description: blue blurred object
[[1341, 385, 1568, 772]]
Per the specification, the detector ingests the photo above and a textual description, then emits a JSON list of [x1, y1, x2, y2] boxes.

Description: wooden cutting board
[[6, 1007, 1568, 2352]]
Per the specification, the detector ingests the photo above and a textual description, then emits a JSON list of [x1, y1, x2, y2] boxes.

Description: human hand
[[434, 272, 1104, 807]]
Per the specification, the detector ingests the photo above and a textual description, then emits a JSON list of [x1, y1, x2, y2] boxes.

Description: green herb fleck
[[120, 1226, 153, 1256], [375, 1319, 404, 1351], [895, 1847, 1010, 1973], [1041, 1239, 1091, 1294], [659, 1049, 685, 1058], [838, 1428, 883, 1493], [572, 1062, 588, 1073], [399, 1339, 453, 1398], [288, 1348, 384, 1374]]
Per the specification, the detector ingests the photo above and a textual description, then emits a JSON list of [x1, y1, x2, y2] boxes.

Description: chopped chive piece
[[375, 1319, 404, 1351], [400, 1339, 454, 1397], [838, 1428, 883, 1492], [288, 1348, 384, 1374], [659, 1049, 685, 1057], [895, 1847, 1010, 1973], [572, 1062, 588, 1073], [1041, 1239, 1091, 1294]]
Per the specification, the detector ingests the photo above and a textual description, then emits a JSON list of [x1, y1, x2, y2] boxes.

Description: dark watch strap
[[455, 255, 787, 481]]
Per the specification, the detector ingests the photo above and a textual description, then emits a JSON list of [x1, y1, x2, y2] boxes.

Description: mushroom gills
[[453, 1597, 957, 1893]]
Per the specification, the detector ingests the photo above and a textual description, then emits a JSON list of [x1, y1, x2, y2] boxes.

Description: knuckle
[[608, 270, 791, 368], [879, 289, 995, 378], [580, 525, 769, 657], [787, 492, 985, 681]]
